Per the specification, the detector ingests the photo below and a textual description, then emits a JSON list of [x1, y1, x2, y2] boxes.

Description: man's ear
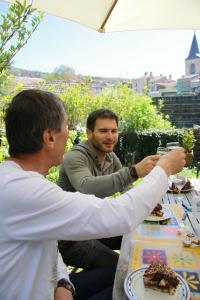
[[86, 128, 92, 140], [43, 129, 55, 148]]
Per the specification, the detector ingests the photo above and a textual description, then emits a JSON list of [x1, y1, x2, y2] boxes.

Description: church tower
[[185, 33, 200, 76]]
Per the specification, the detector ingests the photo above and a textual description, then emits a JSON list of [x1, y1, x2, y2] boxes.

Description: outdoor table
[[113, 178, 200, 300]]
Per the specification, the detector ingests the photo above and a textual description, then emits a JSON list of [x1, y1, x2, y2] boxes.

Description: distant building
[[90, 80, 109, 94], [132, 71, 152, 93], [132, 71, 176, 95], [12, 76, 117, 95], [148, 74, 176, 96], [152, 34, 200, 128], [177, 33, 200, 94], [133, 33, 200, 96], [185, 33, 200, 76], [13, 76, 45, 89], [176, 74, 199, 94]]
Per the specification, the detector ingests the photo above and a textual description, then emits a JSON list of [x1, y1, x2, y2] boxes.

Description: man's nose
[[106, 131, 114, 139]]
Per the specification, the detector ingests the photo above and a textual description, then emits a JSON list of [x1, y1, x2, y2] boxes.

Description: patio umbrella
[[3, 0, 200, 32]]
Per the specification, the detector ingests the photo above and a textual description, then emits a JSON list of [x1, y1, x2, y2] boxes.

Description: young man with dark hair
[[0, 90, 185, 300]]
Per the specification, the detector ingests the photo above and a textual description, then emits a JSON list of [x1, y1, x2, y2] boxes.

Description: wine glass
[[157, 147, 167, 156], [166, 142, 180, 152], [171, 172, 187, 202]]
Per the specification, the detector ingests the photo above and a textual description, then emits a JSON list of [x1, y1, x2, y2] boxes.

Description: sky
[[0, 1, 200, 80]]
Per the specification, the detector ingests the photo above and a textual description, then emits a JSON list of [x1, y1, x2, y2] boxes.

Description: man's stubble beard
[[91, 139, 116, 154]]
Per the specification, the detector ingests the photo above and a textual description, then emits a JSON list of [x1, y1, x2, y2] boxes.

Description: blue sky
[[1, 1, 200, 80]]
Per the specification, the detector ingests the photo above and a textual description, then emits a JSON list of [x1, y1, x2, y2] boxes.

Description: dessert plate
[[168, 187, 194, 193], [168, 180, 194, 193], [145, 206, 171, 222], [124, 267, 190, 300]]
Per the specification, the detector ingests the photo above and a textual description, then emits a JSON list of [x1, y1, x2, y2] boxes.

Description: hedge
[[114, 129, 200, 166]]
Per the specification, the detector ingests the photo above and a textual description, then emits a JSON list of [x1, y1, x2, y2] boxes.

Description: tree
[[60, 83, 93, 129], [44, 82, 172, 131], [54, 65, 75, 76], [82, 76, 92, 85], [89, 84, 172, 131], [0, 0, 43, 89], [43, 65, 76, 81]]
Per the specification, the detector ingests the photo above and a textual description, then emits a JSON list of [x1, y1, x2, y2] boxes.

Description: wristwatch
[[57, 278, 75, 295], [128, 164, 139, 181]]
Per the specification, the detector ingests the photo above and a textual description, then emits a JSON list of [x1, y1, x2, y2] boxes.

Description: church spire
[[186, 33, 200, 60]]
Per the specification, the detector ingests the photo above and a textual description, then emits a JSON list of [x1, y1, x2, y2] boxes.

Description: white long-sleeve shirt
[[0, 160, 168, 300]]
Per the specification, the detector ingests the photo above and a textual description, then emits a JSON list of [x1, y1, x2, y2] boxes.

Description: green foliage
[[180, 167, 197, 179], [0, 0, 43, 89], [0, 79, 25, 128], [0, 73, 14, 96], [142, 83, 149, 95], [45, 82, 172, 132], [87, 84, 172, 131], [65, 130, 77, 151], [60, 83, 92, 130], [0, 135, 9, 163], [38, 82, 171, 132], [82, 76, 92, 85], [79, 131, 87, 143], [181, 130, 196, 153], [46, 166, 59, 184]]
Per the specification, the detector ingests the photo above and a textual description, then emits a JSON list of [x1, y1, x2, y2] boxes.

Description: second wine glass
[[171, 172, 187, 202]]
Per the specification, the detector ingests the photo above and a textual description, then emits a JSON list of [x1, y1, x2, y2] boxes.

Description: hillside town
[[11, 33, 200, 98], [8, 33, 200, 128]]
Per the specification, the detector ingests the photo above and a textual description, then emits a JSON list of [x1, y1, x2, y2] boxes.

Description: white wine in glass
[[166, 142, 180, 152], [171, 172, 187, 202]]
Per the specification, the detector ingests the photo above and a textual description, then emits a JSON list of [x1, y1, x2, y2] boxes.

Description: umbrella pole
[[99, 0, 118, 32]]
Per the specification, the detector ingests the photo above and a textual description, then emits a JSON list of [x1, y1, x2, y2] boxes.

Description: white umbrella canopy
[[4, 0, 200, 32]]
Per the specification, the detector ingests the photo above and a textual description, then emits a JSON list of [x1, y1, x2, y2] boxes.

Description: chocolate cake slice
[[143, 263, 179, 295], [181, 179, 192, 191], [151, 203, 164, 217], [170, 182, 179, 193]]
